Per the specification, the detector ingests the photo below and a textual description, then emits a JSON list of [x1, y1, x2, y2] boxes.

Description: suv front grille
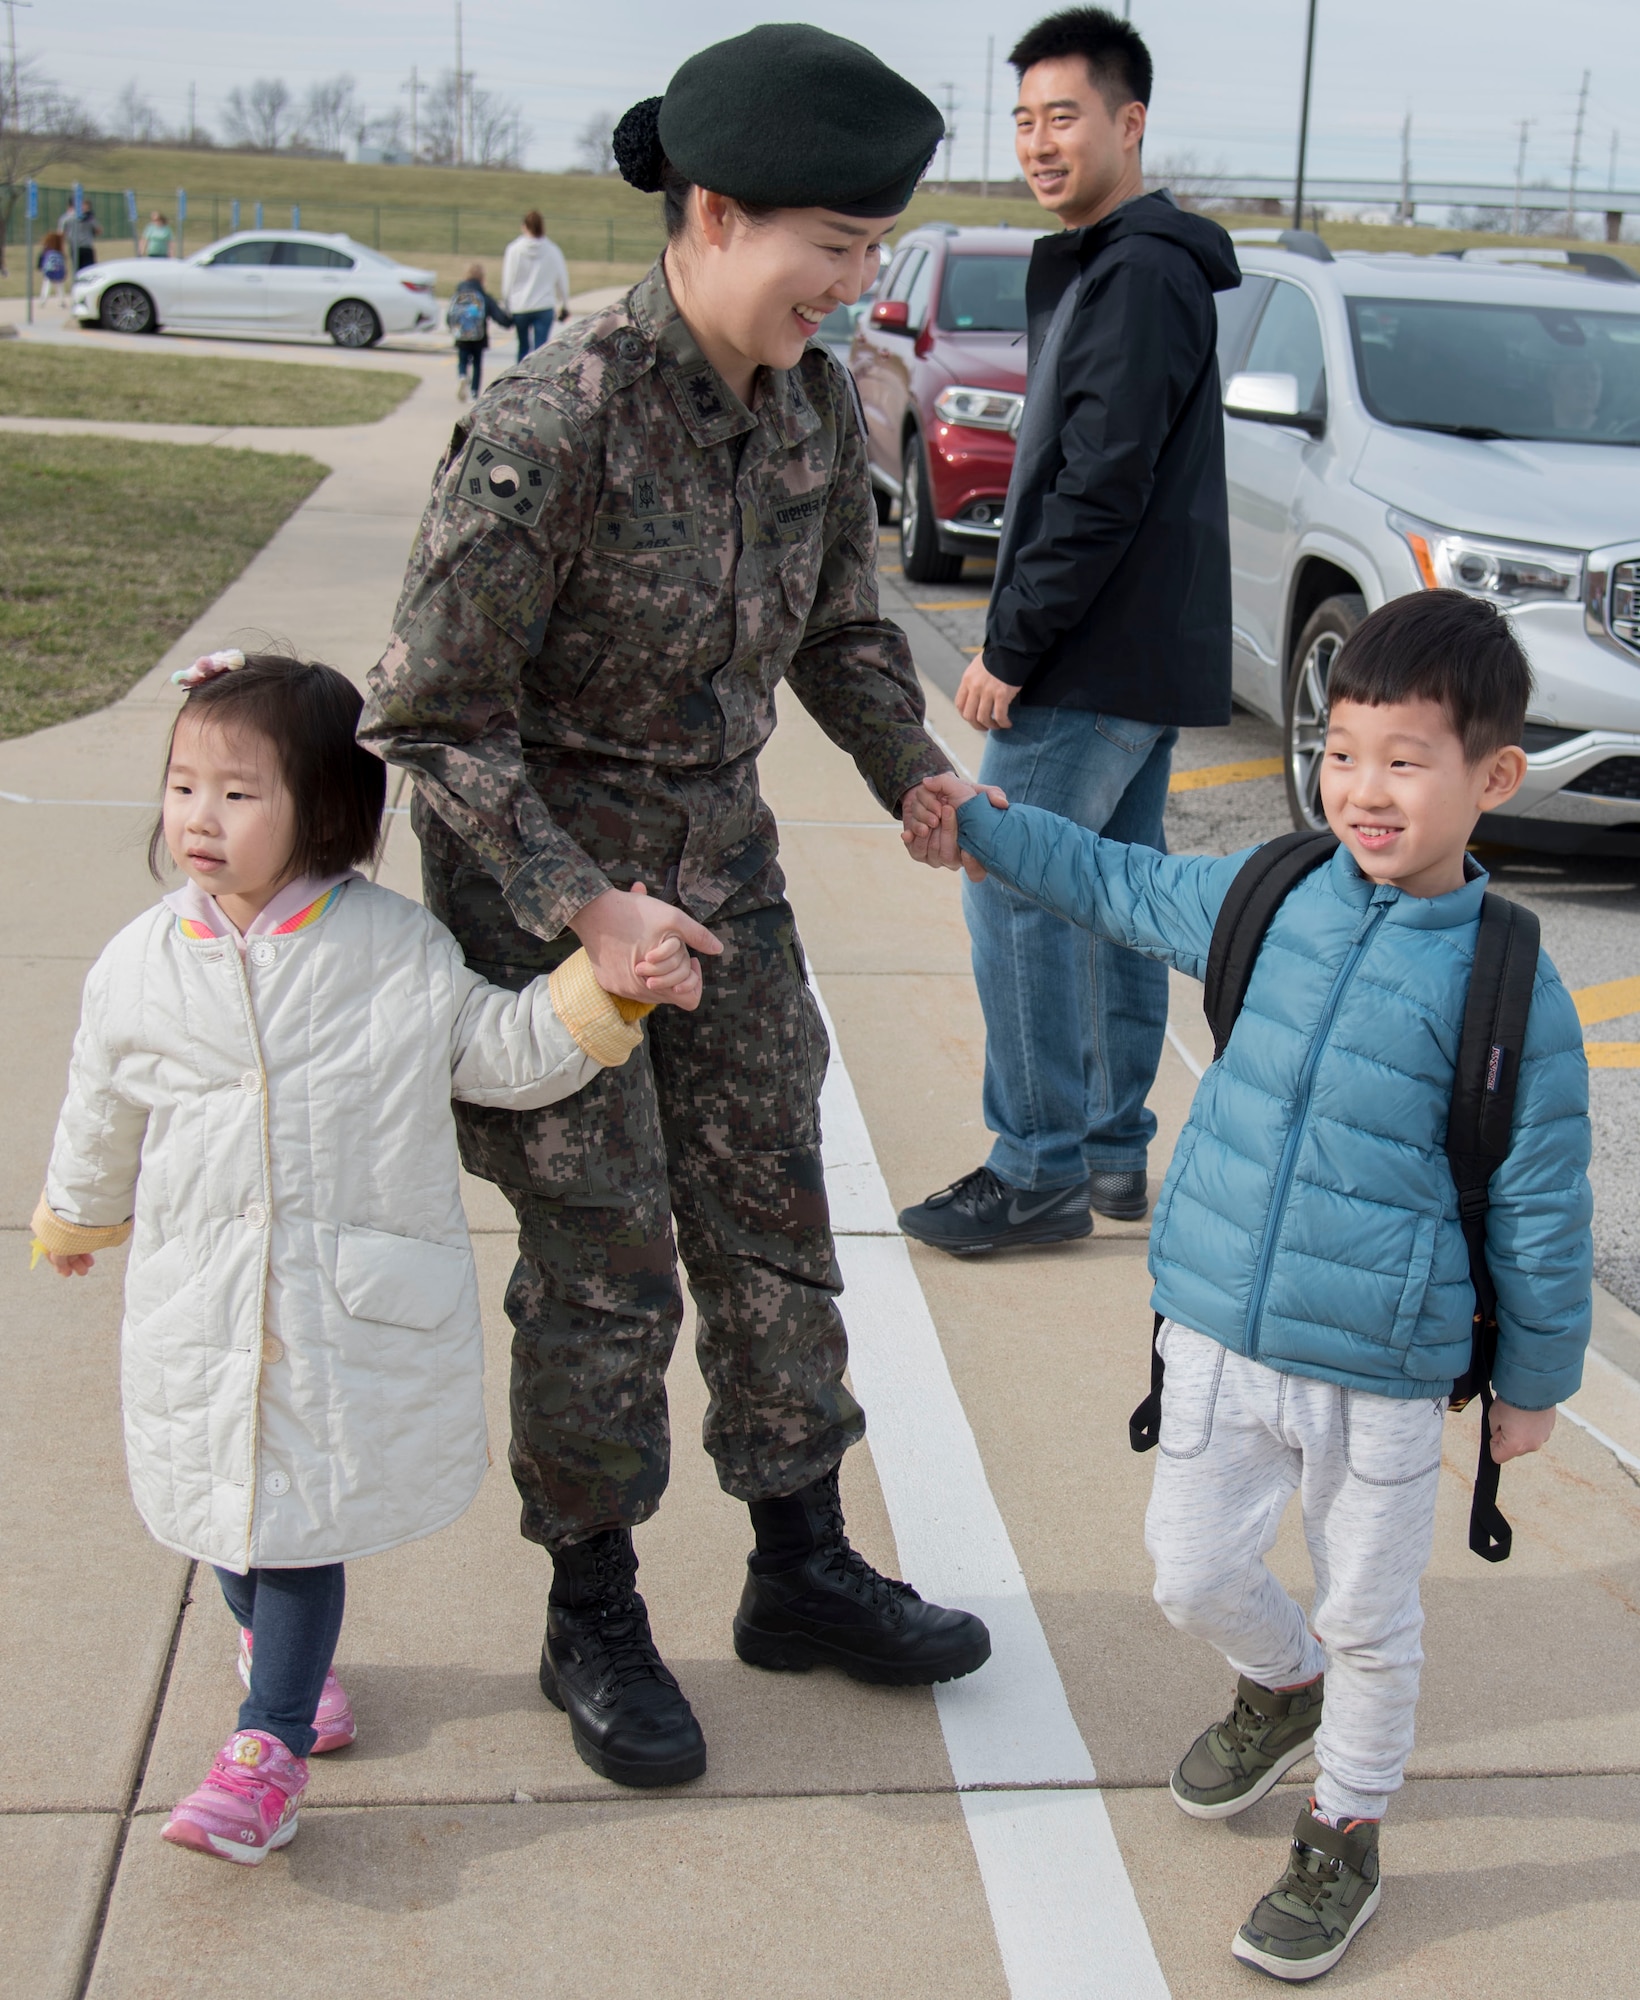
[[1612, 560, 1640, 654], [1567, 757, 1640, 800]]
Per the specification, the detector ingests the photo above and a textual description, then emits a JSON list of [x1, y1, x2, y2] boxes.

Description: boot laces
[[1222, 1686, 1278, 1751], [1277, 1841, 1345, 1912], [808, 1487, 917, 1609], [580, 1541, 670, 1690], [929, 1166, 1005, 1213]]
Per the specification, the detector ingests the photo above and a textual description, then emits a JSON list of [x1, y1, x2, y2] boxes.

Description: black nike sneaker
[[896, 1166, 1092, 1255], [540, 1528, 707, 1788]]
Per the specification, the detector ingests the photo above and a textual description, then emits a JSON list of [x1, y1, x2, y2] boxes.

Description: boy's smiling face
[[1319, 696, 1528, 899]]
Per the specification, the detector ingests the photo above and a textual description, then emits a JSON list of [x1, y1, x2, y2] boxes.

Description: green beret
[[612, 25, 943, 217]]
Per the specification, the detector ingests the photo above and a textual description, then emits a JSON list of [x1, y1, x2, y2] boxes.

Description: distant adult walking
[[501, 211, 571, 361], [59, 198, 102, 272], [142, 211, 174, 258], [899, 6, 1240, 1256]]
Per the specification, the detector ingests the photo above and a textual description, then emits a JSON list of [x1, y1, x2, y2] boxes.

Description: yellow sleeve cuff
[[548, 949, 650, 1067], [31, 1194, 132, 1255]]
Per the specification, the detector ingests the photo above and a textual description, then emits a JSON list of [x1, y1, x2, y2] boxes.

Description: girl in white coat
[[33, 651, 717, 1864]]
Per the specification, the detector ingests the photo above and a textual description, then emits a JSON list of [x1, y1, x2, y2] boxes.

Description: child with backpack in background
[[37, 230, 68, 305], [32, 651, 709, 1865], [902, 588, 1592, 1981], [446, 261, 511, 402]]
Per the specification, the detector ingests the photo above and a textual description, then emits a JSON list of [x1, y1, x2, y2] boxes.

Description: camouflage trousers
[[420, 805, 864, 1550]]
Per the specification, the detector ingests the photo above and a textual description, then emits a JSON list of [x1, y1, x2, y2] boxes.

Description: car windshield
[[936, 256, 1029, 333], [1348, 296, 1640, 445]]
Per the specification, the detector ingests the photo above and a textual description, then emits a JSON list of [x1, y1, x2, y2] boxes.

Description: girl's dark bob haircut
[[148, 652, 387, 883]]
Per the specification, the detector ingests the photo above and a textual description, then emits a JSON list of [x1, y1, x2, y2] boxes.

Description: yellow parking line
[[911, 599, 991, 612], [1572, 975, 1640, 1028], [1585, 1042, 1640, 1068], [1169, 757, 1284, 793]]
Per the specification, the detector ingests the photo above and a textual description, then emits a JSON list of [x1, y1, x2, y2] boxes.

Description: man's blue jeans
[[962, 704, 1176, 1190], [513, 309, 555, 361]]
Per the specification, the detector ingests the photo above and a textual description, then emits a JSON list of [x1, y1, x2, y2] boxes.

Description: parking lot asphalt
[[880, 541, 1640, 1317]]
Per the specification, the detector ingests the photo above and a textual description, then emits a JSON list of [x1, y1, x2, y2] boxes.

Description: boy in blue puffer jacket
[[902, 588, 1591, 1983]]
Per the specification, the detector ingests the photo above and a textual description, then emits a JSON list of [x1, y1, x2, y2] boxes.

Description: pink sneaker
[[161, 1731, 306, 1863], [237, 1629, 357, 1753]]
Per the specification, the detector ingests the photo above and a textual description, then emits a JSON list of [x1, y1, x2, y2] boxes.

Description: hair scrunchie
[[171, 649, 246, 689], [612, 98, 666, 193]]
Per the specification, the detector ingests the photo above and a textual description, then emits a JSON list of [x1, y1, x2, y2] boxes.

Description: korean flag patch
[[453, 433, 553, 529]]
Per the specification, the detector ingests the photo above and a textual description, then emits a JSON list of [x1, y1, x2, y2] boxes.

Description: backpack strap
[[1202, 831, 1339, 1060], [1445, 891, 1541, 1563], [1132, 832, 1337, 1453]]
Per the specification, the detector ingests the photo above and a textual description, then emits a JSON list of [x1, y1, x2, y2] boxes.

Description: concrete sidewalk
[[3, 348, 1639, 1999]]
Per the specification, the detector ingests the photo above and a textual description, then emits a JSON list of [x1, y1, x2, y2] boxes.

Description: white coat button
[[240, 1070, 260, 1094], [263, 1469, 290, 1497], [261, 1333, 284, 1363], [250, 941, 277, 968], [244, 1202, 266, 1229]]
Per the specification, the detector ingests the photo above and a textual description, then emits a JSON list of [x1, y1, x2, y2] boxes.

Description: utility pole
[[1292, 0, 1319, 230], [404, 64, 422, 160], [1511, 117, 1532, 234], [187, 79, 196, 146], [2, 0, 33, 131], [454, 0, 464, 166], [1566, 67, 1588, 238], [1398, 110, 1412, 224], [980, 36, 992, 201], [940, 82, 956, 189], [1609, 128, 1620, 192]]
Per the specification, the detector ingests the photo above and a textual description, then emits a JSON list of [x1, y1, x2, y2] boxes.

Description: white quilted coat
[[39, 878, 618, 1573]]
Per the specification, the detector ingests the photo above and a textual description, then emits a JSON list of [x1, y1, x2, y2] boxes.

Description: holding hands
[[569, 880, 724, 1012], [900, 772, 1009, 880]]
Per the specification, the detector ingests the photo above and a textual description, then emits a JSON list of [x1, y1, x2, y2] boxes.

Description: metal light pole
[[1291, 0, 1319, 230], [1566, 69, 1589, 238], [1511, 118, 1532, 235], [2, 0, 33, 131]]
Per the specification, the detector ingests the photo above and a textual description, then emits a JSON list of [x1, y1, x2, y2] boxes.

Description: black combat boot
[[540, 1529, 706, 1788], [734, 1466, 991, 1686]]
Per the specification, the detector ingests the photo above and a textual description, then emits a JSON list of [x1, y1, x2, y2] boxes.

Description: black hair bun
[[612, 98, 666, 193]]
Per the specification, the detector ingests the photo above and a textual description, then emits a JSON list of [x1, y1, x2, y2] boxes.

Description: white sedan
[[72, 232, 439, 347]]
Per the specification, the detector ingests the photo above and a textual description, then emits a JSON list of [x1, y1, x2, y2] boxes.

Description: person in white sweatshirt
[[32, 648, 719, 1866], [500, 209, 571, 361]]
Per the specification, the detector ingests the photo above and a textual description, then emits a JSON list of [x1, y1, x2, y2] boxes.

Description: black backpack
[[1128, 830, 1541, 1564]]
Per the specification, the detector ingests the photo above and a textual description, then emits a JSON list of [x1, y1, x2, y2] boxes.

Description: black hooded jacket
[[985, 192, 1240, 726]]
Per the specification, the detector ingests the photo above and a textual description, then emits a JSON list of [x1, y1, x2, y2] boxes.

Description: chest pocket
[[777, 532, 825, 628], [551, 545, 727, 723]]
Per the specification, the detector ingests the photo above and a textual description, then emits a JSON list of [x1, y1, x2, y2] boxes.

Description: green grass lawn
[[0, 344, 417, 425], [0, 434, 327, 739]]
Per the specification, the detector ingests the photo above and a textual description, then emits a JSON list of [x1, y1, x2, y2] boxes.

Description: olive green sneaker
[[1231, 1805, 1381, 1981], [1169, 1673, 1323, 1820]]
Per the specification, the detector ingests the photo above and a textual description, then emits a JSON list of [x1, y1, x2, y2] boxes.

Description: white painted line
[[1557, 1401, 1640, 1476], [1164, 1022, 1205, 1081], [812, 981, 1169, 1999]]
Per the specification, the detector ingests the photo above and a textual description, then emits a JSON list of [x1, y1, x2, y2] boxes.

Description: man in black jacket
[[900, 6, 1239, 1256]]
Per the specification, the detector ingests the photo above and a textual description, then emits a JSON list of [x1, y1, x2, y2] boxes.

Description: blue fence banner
[[176, 188, 187, 221], [231, 198, 240, 232], [292, 204, 301, 229], [72, 180, 82, 207], [124, 189, 137, 225], [254, 201, 264, 229], [26, 180, 37, 220]]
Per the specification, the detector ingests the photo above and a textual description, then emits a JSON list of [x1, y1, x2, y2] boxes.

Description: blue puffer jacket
[[956, 798, 1593, 1409]]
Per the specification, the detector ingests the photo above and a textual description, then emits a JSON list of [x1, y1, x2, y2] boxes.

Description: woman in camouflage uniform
[[361, 26, 990, 1789]]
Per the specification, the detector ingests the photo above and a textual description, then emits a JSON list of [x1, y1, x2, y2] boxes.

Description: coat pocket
[[1389, 1212, 1439, 1351], [334, 1226, 471, 1332]]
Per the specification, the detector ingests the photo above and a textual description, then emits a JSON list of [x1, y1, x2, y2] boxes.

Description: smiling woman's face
[[668, 196, 896, 391]]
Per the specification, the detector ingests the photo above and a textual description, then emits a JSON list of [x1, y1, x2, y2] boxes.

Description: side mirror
[[1224, 371, 1323, 437], [870, 299, 910, 332]]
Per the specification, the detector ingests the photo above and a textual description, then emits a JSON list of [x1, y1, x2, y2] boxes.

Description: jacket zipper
[[1242, 898, 1389, 1358], [225, 944, 275, 1572]]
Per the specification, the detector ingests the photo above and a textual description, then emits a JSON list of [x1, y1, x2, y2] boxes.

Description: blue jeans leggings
[[214, 1563, 346, 1760], [456, 341, 485, 396]]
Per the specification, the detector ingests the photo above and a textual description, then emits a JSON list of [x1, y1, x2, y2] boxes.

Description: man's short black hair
[[1327, 589, 1533, 763], [149, 652, 386, 881], [1009, 7, 1153, 111]]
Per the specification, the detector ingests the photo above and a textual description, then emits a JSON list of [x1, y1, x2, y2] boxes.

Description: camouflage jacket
[[361, 260, 950, 940]]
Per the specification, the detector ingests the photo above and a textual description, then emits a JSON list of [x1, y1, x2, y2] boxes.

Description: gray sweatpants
[[1144, 1321, 1446, 1821]]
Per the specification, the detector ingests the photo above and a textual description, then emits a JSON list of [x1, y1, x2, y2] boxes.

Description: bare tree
[[222, 77, 293, 152], [111, 79, 161, 144], [0, 59, 98, 274], [421, 69, 526, 168], [575, 110, 617, 176], [296, 73, 357, 156], [1145, 150, 1232, 211]]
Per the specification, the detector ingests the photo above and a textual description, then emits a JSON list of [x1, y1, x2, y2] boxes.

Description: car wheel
[[1283, 593, 1366, 833], [899, 434, 963, 584], [99, 284, 156, 335], [326, 300, 381, 349]]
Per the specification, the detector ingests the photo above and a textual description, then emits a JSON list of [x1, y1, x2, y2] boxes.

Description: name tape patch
[[593, 512, 700, 553], [453, 434, 553, 529]]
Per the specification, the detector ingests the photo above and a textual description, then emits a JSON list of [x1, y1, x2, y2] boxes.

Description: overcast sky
[[27, 0, 1638, 194]]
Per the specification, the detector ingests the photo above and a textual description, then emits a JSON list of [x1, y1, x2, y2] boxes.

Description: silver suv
[[1219, 232, 1640, 852]]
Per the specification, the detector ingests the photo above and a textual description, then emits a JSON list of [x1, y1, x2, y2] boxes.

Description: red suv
[[849, 225, 1039, 582]]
